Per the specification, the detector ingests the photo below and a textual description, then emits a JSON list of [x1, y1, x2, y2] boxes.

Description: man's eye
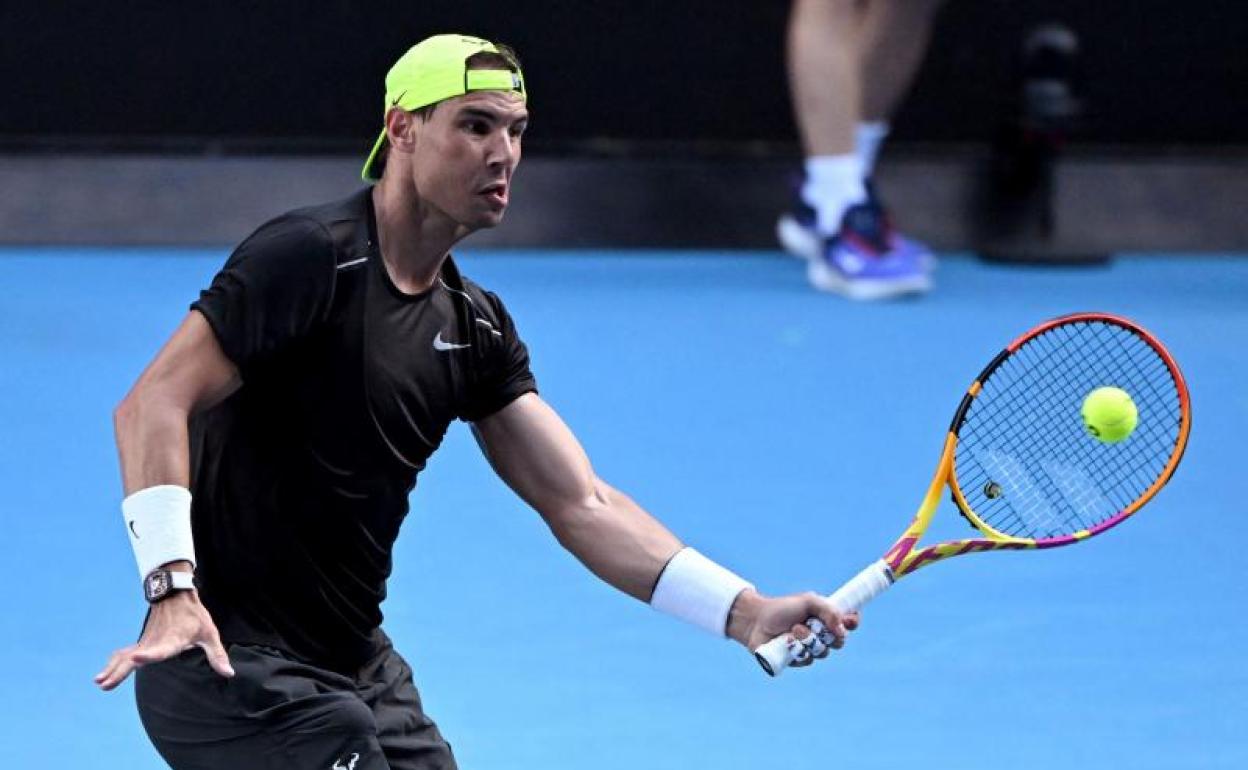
[[466, 121, 489, 135]]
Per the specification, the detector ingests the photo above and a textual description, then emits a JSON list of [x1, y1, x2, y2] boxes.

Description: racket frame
[[890, 312, 1190, 578], [755, 312, 1191, 675]]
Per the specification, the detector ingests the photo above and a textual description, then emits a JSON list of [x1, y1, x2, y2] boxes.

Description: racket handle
[[754, 559, 895, 677]]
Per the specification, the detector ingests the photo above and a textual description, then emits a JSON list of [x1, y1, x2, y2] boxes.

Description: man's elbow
[[113, 392, 140, 440], [113, 384, 186, 443], [544, 482, 611, 540]]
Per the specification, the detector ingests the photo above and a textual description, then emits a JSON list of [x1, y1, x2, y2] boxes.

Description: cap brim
[[360, 127, 388, 182]]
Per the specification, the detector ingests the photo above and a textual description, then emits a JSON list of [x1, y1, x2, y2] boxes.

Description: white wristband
[[649, 547, 753, 637], [122, 485, 197, 579]]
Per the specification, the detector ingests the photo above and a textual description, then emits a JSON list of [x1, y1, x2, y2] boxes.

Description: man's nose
[[486, 130, 517, 168]]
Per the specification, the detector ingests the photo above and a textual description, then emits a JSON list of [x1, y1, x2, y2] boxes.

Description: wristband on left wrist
[[122, 485, 197, 580]]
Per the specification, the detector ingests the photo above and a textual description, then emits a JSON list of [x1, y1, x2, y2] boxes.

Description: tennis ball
[[1081, 387, 1138, 443]]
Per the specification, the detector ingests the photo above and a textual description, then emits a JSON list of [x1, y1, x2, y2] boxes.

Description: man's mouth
[[478, 182, 508, 206]]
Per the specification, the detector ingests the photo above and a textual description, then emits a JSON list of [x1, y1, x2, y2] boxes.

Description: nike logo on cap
[[433, 332, 470, 351]]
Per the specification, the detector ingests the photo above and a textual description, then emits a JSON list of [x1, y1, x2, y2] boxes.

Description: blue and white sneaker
[[777, 200, 931, 300], [777, 182, 935, 274], [864, 178, 935, 273]]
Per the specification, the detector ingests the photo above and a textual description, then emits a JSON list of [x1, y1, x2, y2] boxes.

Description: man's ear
[[385, 108, 419, 155]]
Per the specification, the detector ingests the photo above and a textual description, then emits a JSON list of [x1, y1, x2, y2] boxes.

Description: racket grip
[[754, 559, 894, 677]]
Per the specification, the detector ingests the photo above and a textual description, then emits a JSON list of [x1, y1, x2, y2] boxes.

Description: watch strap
[[168, 570, 195, 591], [143, 568, 196, 603]]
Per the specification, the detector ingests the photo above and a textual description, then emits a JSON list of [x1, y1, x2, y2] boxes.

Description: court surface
[[1, 248, 1245, 769]]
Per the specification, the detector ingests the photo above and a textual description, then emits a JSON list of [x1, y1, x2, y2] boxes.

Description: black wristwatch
[[143, 568, 196, 604]]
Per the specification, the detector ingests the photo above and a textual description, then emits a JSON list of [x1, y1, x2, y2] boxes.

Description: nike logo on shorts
[[332, 752, 359, 770]]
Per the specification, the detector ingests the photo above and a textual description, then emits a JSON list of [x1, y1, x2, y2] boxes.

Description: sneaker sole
[[806, 260, 933, 301]]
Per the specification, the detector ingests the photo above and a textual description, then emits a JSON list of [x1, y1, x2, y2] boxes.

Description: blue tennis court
[[1, 249, 1245, 768]]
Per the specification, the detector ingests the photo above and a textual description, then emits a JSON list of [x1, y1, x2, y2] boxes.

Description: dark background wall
[[4, 0, 1245, 154]]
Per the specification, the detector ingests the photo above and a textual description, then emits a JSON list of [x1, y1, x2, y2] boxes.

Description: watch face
[[145, 570, 170, 601]]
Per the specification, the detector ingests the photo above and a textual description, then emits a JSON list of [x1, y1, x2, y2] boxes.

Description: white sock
[[801, 155, 867, 233], [855, 121, 890, 177]]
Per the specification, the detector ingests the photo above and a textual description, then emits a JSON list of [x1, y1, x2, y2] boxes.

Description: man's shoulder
[[237, 189, 372, 270], [282, 188, 372, 255], [284, 188, 371, 232]]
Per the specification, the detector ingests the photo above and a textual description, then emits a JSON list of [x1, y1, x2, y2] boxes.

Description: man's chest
[[293, 285, 486, 473]]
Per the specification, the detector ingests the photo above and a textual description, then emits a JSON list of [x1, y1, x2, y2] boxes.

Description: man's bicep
[[472, 393, 600, 518], [128, 310, 242, 414]]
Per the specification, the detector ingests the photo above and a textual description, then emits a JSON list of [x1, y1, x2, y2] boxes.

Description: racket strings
[[954, 320, 1184, 540], [989, 325, 1177, 535], [1009, 331, 1175, 533], [1001, 326, 1180, 535]]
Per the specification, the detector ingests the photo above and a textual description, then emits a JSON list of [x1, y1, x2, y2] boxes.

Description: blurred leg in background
[[778, 0, 943, 300]]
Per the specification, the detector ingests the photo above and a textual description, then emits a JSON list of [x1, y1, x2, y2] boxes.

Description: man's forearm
[[546, 481, 683, 602], [114, 395, 193, 495], [112, 310, 240, 496], [115, 397, 200, 580]]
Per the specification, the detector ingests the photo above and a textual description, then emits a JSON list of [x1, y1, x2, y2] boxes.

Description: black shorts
[[135, 633, 456, 770]]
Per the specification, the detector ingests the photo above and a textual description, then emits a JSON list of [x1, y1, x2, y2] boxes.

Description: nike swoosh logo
[[128, 520, 139, 539], [433, 332, 470, 351]]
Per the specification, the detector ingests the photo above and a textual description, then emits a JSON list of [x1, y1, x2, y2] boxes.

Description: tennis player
[[95, 34, 858, 770]]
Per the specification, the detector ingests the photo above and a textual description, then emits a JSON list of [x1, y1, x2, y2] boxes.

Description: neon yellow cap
[[361, 34, 527, 182]]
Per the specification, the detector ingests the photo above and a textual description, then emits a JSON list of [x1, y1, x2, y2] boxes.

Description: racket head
[[948, 312, 1190, 548]]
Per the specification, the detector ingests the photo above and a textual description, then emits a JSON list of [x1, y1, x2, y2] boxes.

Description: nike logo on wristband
[[128, 520, 139, 539]]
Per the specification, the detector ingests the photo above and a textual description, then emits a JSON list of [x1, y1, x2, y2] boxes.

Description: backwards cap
[[361, 34, 526, 182]]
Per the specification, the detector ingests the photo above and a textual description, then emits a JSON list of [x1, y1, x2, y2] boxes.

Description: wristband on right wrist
[[649, 547, 754, 637]]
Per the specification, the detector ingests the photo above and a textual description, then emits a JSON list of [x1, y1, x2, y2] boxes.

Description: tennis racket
[[755, 312, 1191, 676]]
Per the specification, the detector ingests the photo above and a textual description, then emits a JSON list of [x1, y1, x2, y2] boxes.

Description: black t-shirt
[[189, 188, 536, 669]]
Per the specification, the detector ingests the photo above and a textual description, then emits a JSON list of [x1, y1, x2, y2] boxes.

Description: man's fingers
[[769, 596, 863, 672], [789, 625, 810, 665], [809, 601, 853, 645], [809, 617, 839, 650], [198, 636, 236, 678], [192, 610, 235, 678], [95, 645, 133, 680], [813, 616, 847, 647], [804, 631, 830, 658], [788, 623, 824, 663], [97, 659, 137, 691], [94, 645, 137, 688], [97, 634, 233, 690], [95, 647, 141, 691], [801, 599, 861, 661], [98, 638, 189, 690], [97, 596, 236, 688], [816, 627, 841, 650]]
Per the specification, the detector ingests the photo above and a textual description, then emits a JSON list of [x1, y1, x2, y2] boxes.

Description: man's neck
[[371, 181, 470, 295]]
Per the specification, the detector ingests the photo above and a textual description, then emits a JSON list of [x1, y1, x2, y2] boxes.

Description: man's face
[[406, 90, 528, 230]]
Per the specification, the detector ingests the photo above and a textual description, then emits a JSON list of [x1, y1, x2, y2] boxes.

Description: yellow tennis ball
[[1081, 387, 1138, 443]]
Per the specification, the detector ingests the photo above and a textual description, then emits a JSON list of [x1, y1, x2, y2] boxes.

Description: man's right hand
[[94, 588, 235, 691]]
